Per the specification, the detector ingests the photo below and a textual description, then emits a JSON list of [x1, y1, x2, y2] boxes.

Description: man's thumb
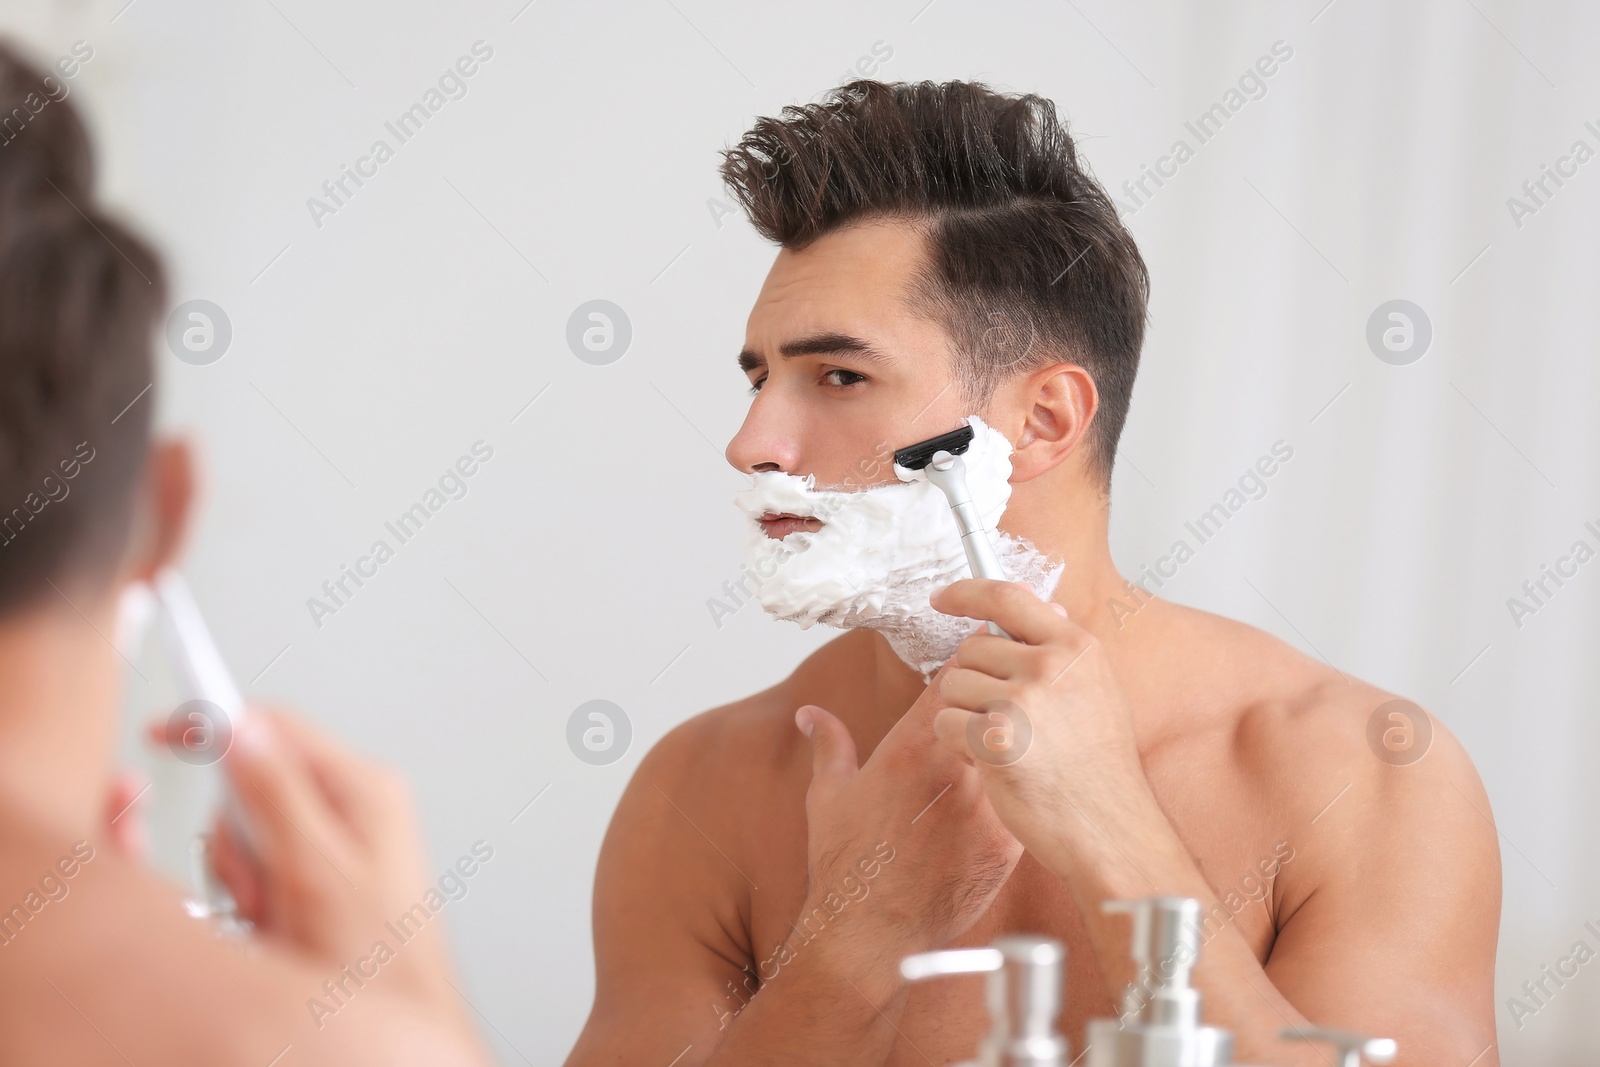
[[796, 705, 858, 786]]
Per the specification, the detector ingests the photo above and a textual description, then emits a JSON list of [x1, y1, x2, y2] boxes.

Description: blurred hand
[[149, 708, 481, 1049]]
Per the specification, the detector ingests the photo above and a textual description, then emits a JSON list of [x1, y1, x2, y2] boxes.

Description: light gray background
[[8, 0, 1598, 1062]]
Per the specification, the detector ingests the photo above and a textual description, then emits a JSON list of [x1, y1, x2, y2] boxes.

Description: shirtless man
[[568, 80, 1500, 1065], [0, 42, 490, 1065]]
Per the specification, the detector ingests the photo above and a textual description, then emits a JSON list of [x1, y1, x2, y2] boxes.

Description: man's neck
[[0, 597, 121, 837]]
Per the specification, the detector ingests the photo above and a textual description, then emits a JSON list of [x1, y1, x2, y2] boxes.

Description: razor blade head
[[894, 424, 974, 471]]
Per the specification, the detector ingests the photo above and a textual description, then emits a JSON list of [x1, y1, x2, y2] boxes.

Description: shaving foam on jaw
[[732, 414, 1065, 680]]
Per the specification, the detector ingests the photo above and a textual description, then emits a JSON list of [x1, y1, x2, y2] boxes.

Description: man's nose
[[725, 397, 800, 475]]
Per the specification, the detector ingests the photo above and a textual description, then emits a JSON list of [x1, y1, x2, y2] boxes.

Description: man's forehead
[[768, 219, 927, 289], [745, 220, 930, 346]]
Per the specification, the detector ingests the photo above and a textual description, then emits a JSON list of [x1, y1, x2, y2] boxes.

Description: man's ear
[[1005, 362, 1098, 483], [122, 436, 198, 584]]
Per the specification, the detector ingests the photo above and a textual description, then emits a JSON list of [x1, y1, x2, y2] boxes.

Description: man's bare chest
[[736, 702, 1288, 1064]]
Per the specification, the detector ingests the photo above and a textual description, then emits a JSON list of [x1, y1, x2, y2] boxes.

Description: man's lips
[[758, 512, 824, 539]]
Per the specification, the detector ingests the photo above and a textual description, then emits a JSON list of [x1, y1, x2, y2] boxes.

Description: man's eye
[[747, 375, 766, 395], [824, 369, 867, 387]]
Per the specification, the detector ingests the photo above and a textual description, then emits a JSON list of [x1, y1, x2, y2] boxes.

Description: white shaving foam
[[732, 414, 1064, 680]]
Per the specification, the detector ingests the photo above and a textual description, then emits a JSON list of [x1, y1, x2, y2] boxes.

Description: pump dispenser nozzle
[[900, 936, 1068, 1067], [1087, 896, 1234, 1067], [1281, 1028, 1397, 1066]]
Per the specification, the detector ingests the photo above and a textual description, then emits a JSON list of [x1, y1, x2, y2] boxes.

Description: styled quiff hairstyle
[[720, 79, 1148, 489], [0, 39, 165, 614]]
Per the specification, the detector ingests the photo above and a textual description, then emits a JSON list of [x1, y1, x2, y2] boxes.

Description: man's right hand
[[792, 659, 1023, 997]]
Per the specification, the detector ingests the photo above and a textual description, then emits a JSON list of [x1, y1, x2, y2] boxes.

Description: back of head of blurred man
[[0, 41, 490, 1067]]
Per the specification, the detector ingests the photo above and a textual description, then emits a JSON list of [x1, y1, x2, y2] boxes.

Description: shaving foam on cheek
[[732, 415, 1065, 680]]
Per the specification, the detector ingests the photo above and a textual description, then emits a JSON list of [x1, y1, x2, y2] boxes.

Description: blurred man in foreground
[[0, 40, 490, 1066]]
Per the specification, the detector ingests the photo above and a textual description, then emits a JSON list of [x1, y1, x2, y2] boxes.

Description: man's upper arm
[[566, 714, 757, 1066], [1264, 708, 1501, 1063]]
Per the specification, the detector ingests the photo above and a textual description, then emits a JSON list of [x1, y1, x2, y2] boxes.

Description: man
[[0, 42, 491, 1065], [568, 80, 1500, 1065]]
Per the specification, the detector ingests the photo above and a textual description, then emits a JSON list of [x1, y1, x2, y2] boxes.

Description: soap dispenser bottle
[[1086, 896, 1234, 1067], [899, 936, 1070, 1067]]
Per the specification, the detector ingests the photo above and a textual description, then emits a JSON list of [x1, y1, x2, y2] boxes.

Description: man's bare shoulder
[[639, 676, 802, 800], [590, 639, 859, 958], [1151, 600, 1496, 895], [1156, 600, 1480, 783], [0, 804, 479, 1066], [636, 632, 868, 800], [0, 807, 262, 1063]]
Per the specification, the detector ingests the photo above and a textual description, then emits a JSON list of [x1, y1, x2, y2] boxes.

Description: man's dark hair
[[0, 40, 164, 614], [721, 79, 1148, 489]]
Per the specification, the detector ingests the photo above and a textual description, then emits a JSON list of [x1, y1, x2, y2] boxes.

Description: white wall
[[7, 0, 1597, 1062]]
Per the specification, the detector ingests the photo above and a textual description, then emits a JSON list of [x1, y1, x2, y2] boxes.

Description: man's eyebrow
[[737, 332, 894, 372]]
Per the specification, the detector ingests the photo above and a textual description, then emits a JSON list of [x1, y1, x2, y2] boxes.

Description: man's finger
[[937, 665, 1010, 713], [145, 709, 371, 828], [222, 712, 342, 875], [949, 632, 1033, 680], [208, 816, 265, 926], [248, 708, 389, 828], [931, 579, 1078, 647], [931, 706, 975, 763], [797, 705, 859, 796]]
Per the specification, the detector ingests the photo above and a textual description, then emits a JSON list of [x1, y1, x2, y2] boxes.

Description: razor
[[894, 423, 1014, 641], [151, 569, 255, 934]]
